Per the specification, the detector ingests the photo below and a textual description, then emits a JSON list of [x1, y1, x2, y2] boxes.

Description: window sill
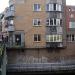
[[67, 41, 75, 43], [33, 10, 41, 12], [33, 25, 42, 27], [46, 25, 60, 27], [33, 41, 41, 43]]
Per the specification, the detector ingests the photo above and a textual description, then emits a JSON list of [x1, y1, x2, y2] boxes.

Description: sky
[[0, 0, 75, 13]]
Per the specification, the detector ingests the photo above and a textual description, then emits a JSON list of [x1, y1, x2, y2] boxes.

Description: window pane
[[46, 19, 49, 25], [50, 4, 53, 11], [54, 4, 56, 10], [38, 4, 41, 11], [34, 34, 41, 41], [69, 22, 75, 28], [46, 4, 49, 11], [38, 20, 40, 25], [10, 5, 14, 11], [72, 35, 74, 41], [34, 34, 37, 41], [34, 4, 37, 11], [59, 5, 61, 11], [54, 19, 56, 25], [56, 19, 60, 25], [50, 35, 53, 42], [34, 19, 37, 25], [46, 35, 49, 42], [50, 19, 53, 25], [34, 4, 40, 11], [33, 19, 40, 26], [38, 34, 41, 41], [15, 34, 21, 45], [54, 35, 56, 42]]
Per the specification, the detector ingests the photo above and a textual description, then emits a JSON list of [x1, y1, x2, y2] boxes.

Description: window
[[54, 3, 56, 10], [10, 5, 14, 11], [9, 20, 14, 25], [69, 8, 71, 11], [46, 18, 61, 26], [69, 22, 75, 28], [34, 34, 41, 41], [15, 34, 21, 45], [57, 4, 61, 11], [8, 19, 14, 25], [46, 35, 62, 42], [67, 34, 75, 42], [46, 4, 53, 11], [72, 35, 74, 41], [70, 14, 74, 18], [46, 4, 61, 11], [50, 27, 57, 32], [33, 19, 41, 26], [57, 27, 63, 34], [33, 4, 41, 11]]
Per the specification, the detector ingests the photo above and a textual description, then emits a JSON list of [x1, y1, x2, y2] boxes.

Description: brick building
[[2, 0, 75, 73]]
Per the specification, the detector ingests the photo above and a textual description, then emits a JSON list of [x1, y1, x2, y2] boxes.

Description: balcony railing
[[46, 42, 63, 48], [5, 10, 14, 19], [7, 25, 15, 32], [6, 42, 25, 49], [9, 0, 14, 6]]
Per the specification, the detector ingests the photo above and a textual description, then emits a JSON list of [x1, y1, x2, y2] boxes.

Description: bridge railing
[[7, 60, 75, 72]]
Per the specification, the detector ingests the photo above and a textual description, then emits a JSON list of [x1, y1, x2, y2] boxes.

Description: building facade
[[66, 6, 75, 42], [4, 0, 67, 63], [2, 0, 75, 72]]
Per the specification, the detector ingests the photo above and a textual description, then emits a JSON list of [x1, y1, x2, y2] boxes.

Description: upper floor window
[[10, 5, 15, 11], [46, 35, 62, 42], [69, 22, 75, 28], [67, 34, 75, 42], [46, 18, 62, 26], [46, 3, 61, 11], [70, 14, 74, 18], [33, 19, 41, 26], [33, 4, 41, 11], [34, 34, 41, 42]]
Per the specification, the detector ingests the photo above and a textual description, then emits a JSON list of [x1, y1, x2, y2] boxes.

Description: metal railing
[[7, 60, 75, 72]]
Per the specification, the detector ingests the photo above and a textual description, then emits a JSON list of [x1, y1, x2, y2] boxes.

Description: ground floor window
[[15, 34, 21, 45], [34, 34, 41, 42]]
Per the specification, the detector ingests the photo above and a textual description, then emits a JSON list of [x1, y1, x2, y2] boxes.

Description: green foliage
[[0, 45, 4, 56]]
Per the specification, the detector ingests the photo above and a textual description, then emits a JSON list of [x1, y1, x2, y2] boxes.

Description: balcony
[[9, 0, 14, 6], [46, 4, 62, 12], [5, 10, 14, 19], [7, 25, 15, 32], [46, 42, 63, 48], [46, 35, 62, 43], [6, 42, 25, 49]]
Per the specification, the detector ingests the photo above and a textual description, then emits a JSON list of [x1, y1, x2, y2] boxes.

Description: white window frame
[[34, 34, 41, 42], [46, 3, 61, 11], [33, 19, 41, 26], [46, 18, 61, 26], [33, 4, 41, 11], [46, 4, 53, 11], [46, 35, 62, 42]]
